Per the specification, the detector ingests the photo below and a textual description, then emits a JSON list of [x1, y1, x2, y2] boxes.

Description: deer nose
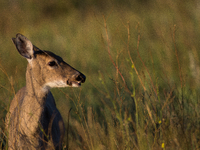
[[76, 73, 86, 83]]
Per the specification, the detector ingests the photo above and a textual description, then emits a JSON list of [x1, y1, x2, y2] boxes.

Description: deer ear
[[12, 34, 34, 60]]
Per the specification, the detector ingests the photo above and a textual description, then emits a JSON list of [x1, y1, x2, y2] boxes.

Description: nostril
[[76, 75, 81, 81], [76, 74, 86, 83]]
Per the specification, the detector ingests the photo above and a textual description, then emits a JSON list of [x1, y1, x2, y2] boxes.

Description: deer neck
[[25, 64, 49, 103], [19, 64, 50, 135]]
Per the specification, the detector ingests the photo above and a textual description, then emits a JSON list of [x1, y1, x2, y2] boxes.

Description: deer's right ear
[[12, 34, 34, 60]]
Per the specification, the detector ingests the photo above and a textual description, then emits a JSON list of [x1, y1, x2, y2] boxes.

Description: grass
[[1, 0, 200, 149]]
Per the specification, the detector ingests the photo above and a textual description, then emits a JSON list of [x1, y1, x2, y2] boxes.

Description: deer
[[5, 33, 86, 150]]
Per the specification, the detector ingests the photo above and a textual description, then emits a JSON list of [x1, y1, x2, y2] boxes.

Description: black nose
[[76, 73, 86, 83]]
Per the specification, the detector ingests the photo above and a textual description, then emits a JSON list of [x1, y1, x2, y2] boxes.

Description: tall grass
[[1, 0, 200, 149]]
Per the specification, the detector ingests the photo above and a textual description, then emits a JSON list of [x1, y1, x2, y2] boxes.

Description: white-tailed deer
[[5, 34, 86, 150]]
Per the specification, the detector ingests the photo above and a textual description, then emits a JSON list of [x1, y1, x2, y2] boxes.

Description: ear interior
[[12, 34, 34, 59]]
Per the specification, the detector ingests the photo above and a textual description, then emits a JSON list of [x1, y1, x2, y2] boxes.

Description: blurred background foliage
[[0, 0, 200, 149]]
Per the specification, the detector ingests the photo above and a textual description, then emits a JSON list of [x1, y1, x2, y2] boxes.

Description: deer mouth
[[71, 81, 82, 87], [67, 80, 82, 87], [67, 73, 86, 87]]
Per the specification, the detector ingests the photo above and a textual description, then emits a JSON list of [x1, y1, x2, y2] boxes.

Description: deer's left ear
[[12, 33, 35, 60]]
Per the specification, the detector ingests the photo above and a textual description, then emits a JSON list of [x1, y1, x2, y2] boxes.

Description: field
[[0, 0, 200, 149]]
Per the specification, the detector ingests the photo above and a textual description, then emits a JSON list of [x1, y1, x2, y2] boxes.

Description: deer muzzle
[[67, 73, 86, 87]]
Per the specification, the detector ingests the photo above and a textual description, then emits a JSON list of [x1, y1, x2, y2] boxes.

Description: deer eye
[[48, 61, 57, 67]]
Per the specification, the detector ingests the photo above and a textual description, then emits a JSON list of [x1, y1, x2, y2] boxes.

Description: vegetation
[[0, 0, 200, 149]]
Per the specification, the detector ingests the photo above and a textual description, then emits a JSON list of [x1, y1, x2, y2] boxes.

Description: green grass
[[1, 0, 200, 149]]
